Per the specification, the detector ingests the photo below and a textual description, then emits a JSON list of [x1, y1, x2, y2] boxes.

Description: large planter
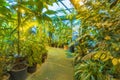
[[9, 63, 28, 80], [27, 63, 37, 73]]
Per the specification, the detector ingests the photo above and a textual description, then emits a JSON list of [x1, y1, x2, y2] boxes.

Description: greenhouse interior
[[0, 0, 120, 80]]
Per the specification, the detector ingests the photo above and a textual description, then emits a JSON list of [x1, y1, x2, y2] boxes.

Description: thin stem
[[17, 0, 21, 54]]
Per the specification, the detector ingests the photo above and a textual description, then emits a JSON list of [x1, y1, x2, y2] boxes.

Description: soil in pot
[[10, 63, 28, 80], [14, 57, 27, 64], [27, 63, 37, 73]]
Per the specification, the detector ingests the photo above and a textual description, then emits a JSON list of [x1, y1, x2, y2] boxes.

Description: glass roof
[[43, 0, 75, 18], [6, 0, 80, 35], [7, 0, 76, 20]]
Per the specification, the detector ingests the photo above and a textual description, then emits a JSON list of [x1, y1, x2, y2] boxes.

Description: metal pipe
[[58, 0, 72, 13]]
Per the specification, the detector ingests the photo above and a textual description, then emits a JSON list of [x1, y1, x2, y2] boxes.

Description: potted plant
[[3, 38, 28, 80], [21, 26, 48, 73], [24, 40, 48, 73], [41, 48, 48, 63], [25, 40, 43, 73], [27, 47, 48, 73]]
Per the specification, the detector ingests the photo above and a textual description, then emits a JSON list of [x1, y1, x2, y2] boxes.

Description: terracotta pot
[[64, 45, 68, 50], [2, 73, 10, 80]]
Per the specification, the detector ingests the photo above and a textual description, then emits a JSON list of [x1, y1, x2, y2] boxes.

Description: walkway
[[27, 47, 74, 80]]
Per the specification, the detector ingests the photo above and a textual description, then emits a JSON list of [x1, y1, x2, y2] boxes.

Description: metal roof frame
[[51, 0, 75, 20]]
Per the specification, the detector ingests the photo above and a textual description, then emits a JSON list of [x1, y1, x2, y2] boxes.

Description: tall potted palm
[[1, 0, 57, 79], [9, 0, 57, 78]]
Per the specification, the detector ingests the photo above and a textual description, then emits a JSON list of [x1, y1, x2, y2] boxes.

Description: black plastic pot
[[9, 63, 28, 80], [42, 53, 48, 63], [113, 73, 120, 79], [69, 45, 75, 53], [27, 63, 37, 73]]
